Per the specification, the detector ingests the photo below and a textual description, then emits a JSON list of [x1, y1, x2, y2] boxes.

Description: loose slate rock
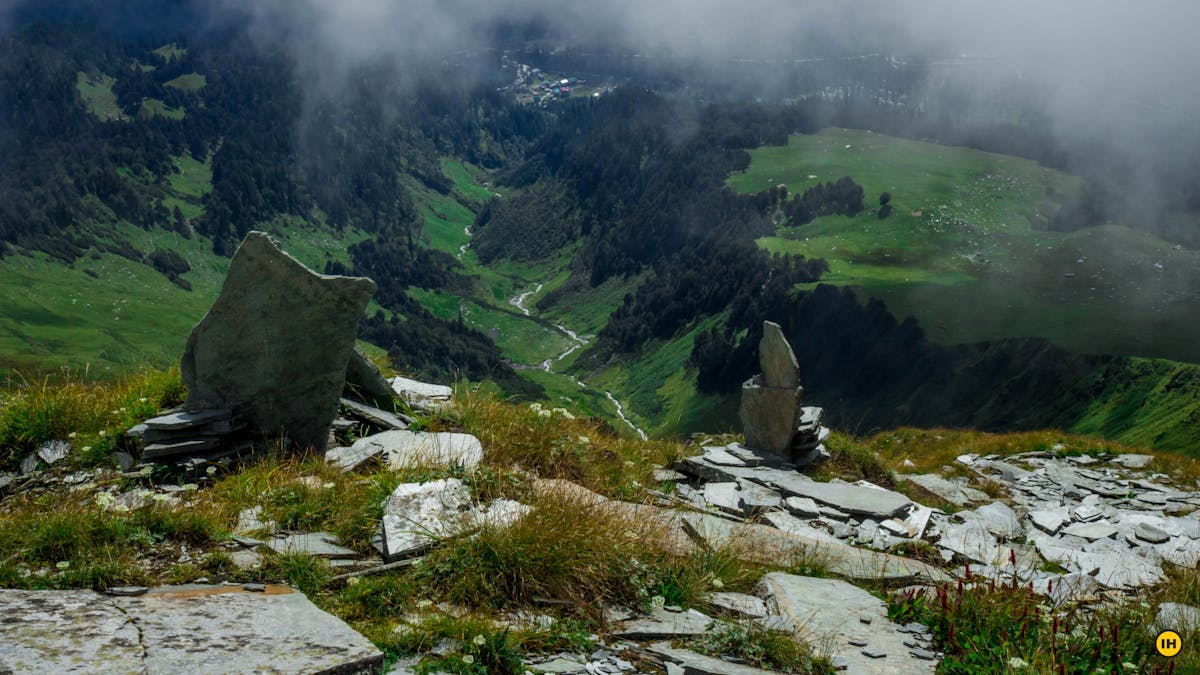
[[705, 592, 769, 618], [759, 320, 801, 390], [390, 376, 453, 411], [348, 430, 483, 471], [767, 473, 913, 519], [114, 584, 382, 673], [612, 607, 713, 640], [0, 589, 144, 673], [759, 573, 935, 674], [380, 478, 473, 561], [648, 642, 782, 675], [181, 232, 376, 454], [267, 532, 359, 559]]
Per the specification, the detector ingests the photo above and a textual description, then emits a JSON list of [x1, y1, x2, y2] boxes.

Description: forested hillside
[[2, 13, 1198, 454]]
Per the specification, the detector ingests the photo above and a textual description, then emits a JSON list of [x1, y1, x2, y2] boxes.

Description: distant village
[[500, 55, 613, 107]]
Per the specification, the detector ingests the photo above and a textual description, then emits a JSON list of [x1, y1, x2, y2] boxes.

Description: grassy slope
[[732, 128, 1200, 364], [0, 151, 368, 379], [75, 72, 121, 119], [163, 73, 206, 92]]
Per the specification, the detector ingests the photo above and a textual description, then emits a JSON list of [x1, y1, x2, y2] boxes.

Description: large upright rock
[[181, 232, 376, 454], [759, 320, 801, 389], [739, 321, 805, 456]]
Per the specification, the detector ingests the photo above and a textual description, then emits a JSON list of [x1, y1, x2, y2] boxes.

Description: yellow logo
[[1156, 630, 1183, 658]]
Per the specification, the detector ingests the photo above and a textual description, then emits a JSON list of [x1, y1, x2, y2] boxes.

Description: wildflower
[[473, 634, 487, 646], [624, 460, 635, 468], [324, 482, 335, 489], [346, 577, 360, 586], [81, 446, 92, 453], [182, 484, 198, 492], [712, 578, 725, 589], [529, 402, 543, 412], [537, 409, 551, 418], [206, 466, 218, 476], [94, 492, 115, 508], [578, 435, 590, 444], [461, 655, 475, 665], [98, 430, 106, 437], [650, 595, 666, 610], [552, 407, 574, 419], [138, 397, 148, 403], [1008, 657, 1028, 670], [152, 493, 171, 503], [416, 599, 434, 609], [1122, 663, 1137, 671], [68, 432, 77, 438], [56, 561, 70, 570], [139, 466, 153, 477], [112, 503, 129, 512]]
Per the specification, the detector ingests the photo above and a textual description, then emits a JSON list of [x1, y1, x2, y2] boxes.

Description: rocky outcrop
[[180, 232, 376, 455], [738, 321, 828, 465]]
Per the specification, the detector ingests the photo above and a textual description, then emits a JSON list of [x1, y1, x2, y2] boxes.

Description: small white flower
[[139, 466, 153, 477], [537, 410, 551, 418], [1008, 657, 1028, 670], [323, 482, 335, 489], [346, 577, 360, 586], [552, 407, 574, 419], [624, 460, 635, 468], [1122, 663, 1137, 671], [473, 634, 487, 646], [152, 493, 171, 503], [82, 446, 92, 452], [94, 493, 115, 508], [578, 435, 590, 444], [138, 397, 148, 403], [529, 402, 543, 412], [112, 503, 130, 512], [68, 432, 77, 438], [56, 561, 70, 570], [650, 595, 666, 610], [461, 655, 475, 665], [98, 430, 107, 437], [182, 483, 198, 492], [206, 466, 218, 476], [416, 599, 433, 609], [711, 578, 724, 589]]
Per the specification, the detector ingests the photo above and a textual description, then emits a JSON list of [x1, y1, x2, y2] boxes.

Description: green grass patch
[[164, 73, 206, 92], [730, 128, 1200, 364], [152, 43, 187, 62], [75, 72, 122, 120], [138, 98, 185, 120], [406, 289, 573, 366]]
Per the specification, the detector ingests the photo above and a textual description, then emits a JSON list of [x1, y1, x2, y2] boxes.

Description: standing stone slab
[[759, 321, 801, 390], [0, 590, 144, 674], [114, 584, 382, 673], [759, 573, 936, 674], [739, 382, 804, 456], [181, 232, 376, 454]]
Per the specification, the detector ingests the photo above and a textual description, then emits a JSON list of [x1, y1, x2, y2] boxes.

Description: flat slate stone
[[325, 443, 385, 473], [143, 409, 232, 431], [612, 608, 713, 640], [705, 592, 768, 618], [767, 473, 912, 519], [339, 397, 410, 431], [1029, 507, 1069, 535], [1156, 603, 1200, 631], [181, 232, 376, 454], [938, 519, 1000, 564], [346, 430, 483, 471], [0, 589, 144, 673], [701, 445, 749, 467], [1134, 521, 1172, 544], [759, 573, 936, 674], [648, 642, 781, 675], [898, 474, 986, 507], [1061, 522, 1119, 541], [266, 532, 359, 559], [784, 496, 823, 517], [702, 482, 743, 514], [966, 502, 1023, 539], [390, 376, 452, 411], [114, 584, 382, 673], [1111, 454, 1154, 469]]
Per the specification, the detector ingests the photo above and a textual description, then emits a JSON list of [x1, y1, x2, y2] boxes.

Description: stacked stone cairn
[[738, 320, 829, 466]]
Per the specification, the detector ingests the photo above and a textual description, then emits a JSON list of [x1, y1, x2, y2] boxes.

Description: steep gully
[[509, 285, 647, 440]]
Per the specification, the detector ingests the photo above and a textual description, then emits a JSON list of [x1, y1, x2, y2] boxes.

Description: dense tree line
[[781, 176, 866, 226]]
